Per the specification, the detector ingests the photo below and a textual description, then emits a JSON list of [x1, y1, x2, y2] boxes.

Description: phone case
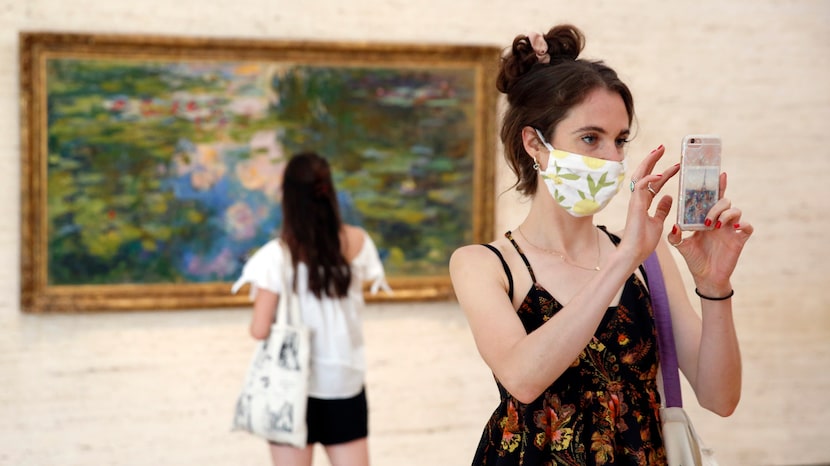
[[677, 135, 721, 230]]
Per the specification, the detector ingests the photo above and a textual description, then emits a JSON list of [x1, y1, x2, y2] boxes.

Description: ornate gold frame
[[19, 32, 498, 312]]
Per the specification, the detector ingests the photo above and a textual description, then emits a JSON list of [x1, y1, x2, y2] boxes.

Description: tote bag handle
[[643, 251, 683, 408], [276, 240, 303, 327]]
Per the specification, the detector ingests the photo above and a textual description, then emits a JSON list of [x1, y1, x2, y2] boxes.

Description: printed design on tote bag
[[278, 331, 302, 371], [270, 402, 295, 432], [234, 394, 253, 431]]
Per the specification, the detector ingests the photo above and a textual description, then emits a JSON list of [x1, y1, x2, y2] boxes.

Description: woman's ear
[[521, 126, 548, 170]]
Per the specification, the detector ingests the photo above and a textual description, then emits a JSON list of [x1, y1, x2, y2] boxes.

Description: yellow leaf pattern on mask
[[573, 199, 601, 216], [551, 149, 570, 160], [582, 155, 608, 169]]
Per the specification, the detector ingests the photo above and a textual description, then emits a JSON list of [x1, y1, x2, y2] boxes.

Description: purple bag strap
[[643, 252, 683, 408]]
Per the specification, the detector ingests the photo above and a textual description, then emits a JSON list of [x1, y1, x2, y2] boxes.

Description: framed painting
[[19, 32, 499, 312]]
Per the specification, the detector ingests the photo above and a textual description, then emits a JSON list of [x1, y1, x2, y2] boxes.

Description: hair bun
[[545, 24, 584, 62], [496, 24, 586, 94]]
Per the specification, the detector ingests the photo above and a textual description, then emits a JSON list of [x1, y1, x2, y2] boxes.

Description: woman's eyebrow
[[571, 126, 631, 137]]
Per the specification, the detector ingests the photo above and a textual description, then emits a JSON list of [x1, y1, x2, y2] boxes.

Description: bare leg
[[324, 437, 369, 466], [268, 442, 313, 466]]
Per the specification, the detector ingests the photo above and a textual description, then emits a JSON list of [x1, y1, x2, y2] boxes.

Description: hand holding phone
[[677, 135, 721, 231]]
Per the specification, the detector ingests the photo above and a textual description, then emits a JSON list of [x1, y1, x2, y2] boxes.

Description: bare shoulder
[[449, 240, 510, 279], [342, 223, 366, 240], [450, 239, 515, 315], [342, 224, 368, 260]]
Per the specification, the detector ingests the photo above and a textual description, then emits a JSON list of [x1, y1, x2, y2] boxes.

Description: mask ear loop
[[533, 128, 555, 151], [532, 128, 551, 171]]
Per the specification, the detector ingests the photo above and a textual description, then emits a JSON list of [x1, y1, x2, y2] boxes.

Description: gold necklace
[[516, 225, 602, 271]]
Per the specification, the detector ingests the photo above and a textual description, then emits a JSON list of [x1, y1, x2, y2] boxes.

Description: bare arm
[[250, 289, 278, 340], [657, 239, 741, 416], [663, 172, 753, 416], [450, 242, 640, 404]]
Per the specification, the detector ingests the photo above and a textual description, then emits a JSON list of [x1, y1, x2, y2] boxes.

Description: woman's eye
[[580, 135, 597, 144], [615, 138, 631, 148]]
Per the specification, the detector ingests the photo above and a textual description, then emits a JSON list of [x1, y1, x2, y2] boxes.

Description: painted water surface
[[46, 59, 477, 285]]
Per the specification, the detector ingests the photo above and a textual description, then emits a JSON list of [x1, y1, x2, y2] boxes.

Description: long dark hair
[[280, 152, 351, 299], [497, 24, 635, 196]]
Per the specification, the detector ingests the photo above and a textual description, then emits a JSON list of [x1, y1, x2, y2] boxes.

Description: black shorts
[[270, 388, 368, 446]]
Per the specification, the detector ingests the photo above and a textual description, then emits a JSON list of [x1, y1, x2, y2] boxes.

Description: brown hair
[[497, 24, 635, 196], [280, 152, 351, 298]]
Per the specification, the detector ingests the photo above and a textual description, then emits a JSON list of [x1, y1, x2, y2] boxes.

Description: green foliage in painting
[[46, 58, 477, 285]]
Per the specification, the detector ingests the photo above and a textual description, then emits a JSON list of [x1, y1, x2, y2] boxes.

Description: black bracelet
[[695, 288, 734, 301]]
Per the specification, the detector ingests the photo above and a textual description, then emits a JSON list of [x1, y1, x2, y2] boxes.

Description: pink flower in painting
[[225, 201, 257, 241], [190, 169, 220, 191], [227, 96, 269, 119], [250, 130, 283, 160], [235, 157, 271, 191], [186, 247, 237, 277], [235, 130, 286, 200], [207, 248, 237, 276], [170, 92, 213, 122], [174, 143, 228, 191]]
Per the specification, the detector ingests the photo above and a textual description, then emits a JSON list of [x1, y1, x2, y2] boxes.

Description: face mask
[[534, 128, 627, 217]]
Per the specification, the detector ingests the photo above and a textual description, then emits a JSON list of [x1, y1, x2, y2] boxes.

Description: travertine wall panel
[[1, 1, 828, 465]]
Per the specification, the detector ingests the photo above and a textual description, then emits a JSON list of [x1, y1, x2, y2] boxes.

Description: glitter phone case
[[677, 135, 721, 231]]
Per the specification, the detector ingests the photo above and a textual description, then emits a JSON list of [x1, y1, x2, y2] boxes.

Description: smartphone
[[677, 135, 721, 230]]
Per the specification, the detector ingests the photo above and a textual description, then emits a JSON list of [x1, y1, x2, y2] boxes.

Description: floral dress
[[473, 229, 666, 465]]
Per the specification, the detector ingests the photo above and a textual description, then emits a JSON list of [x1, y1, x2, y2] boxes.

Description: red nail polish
[[671, 225, 677, 235], [715, 221, 722, 229], [656, 173, 663, 177], [733, 223, 740, 229], [704, 219, 712, 227], [658, 144, 664, 151]]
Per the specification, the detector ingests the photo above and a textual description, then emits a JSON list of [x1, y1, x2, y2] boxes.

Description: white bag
[[232, 243, 310, 448], [661, 407, 719, 466]]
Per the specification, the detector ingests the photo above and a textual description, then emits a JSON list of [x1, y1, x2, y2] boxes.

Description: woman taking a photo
[[450, 25, 752, 464]]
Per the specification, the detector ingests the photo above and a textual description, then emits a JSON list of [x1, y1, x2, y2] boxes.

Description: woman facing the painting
[[232, 151, 388, 466]]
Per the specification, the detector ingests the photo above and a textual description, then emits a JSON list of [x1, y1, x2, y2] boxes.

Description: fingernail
[[715, 221, 722, 229], [656, 173, 663, 177], [733, 223, 740, 229], [673, 163, 680, 168], [658, 144, 664, 151], [671, 225, 677, 235], [704, 219, 712, 227]]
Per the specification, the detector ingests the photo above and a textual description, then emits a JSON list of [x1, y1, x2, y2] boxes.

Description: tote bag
[[232, 242, 311, 448], [643, 252, 718, 466]]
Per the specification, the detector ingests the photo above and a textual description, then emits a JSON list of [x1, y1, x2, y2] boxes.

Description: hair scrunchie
[[313, 181, 330, 199], [527, 32, 550, 64]]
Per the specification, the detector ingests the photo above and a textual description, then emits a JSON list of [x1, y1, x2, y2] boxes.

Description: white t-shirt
[[231, 230, 387, 399]]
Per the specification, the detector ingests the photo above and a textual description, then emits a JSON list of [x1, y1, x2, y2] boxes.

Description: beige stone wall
[[1, 1, 828, 465]]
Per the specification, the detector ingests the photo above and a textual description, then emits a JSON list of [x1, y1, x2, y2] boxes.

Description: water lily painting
[[20, 32, 498, 312]]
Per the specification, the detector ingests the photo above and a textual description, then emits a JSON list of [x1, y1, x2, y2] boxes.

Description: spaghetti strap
[[597, 225, 649, 279], [504, 231, 537, 283], [597, 225, 619, 245], [480, 244, 513, 301]]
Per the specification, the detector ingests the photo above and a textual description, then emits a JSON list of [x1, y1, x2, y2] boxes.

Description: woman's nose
[[599, 145, 624, 162]]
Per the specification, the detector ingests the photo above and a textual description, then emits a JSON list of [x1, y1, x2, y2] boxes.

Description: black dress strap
[[480, 244, 513, 301], [505, 231, 537, 283], [597, 225, 649, 280]]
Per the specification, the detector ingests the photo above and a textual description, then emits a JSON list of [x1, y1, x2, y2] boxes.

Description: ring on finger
[[647, 182, 657, 196], [629, 178, 637, 193], [669, 237, 684, 247]]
